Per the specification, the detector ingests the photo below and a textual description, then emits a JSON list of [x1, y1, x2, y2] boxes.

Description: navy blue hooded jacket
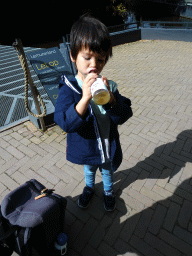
[[54, 75, 133, 172]]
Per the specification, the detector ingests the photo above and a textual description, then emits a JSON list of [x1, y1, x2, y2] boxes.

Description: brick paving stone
[[144, 169, 161, 189], [114, 238, 140, 255], [61, 164, 84, 182], [0, 138, 10, 148], [38, 167, 60, 185], [38, 142, 58, 154], [97, 241, 118, 256], [163, 202, 181, 232], [0, 147, 13, 161], [73, 217, 98, 252], [113, 171, 127, 191], [130, 235, 164, 256], [24, 169, 47, 185], [104, 211, 128, 245], [89, 214, 113, 248], [49, 141, 66, 153], [44, 132, 59, 144], [183, 138, 192, 152], [6, 145, 25, 159], [129, 133, 150, 145], [123, 144, 138, 160], [10, 132, 23, 141], [27, 143, 48, 156], [0, 157, 18, 174], [175, 187, 192, 202], [140, 186, 164, 202], [180, 162, 192, 182], [132, 143, 147, 159], [0, 173, 19, 190], [159, 229, 192, 256], [144, 232, 182, 256], [0, 182, 6, 194], [83, 197, 104, 220], [0, 129, 13, 138], [148, 203, 167, 235], [82, 244, 102, 256], [49, 165, 72, 184], [137, 160, 154, 173], [152, 185, 173, 199], [121, 192, 145, 212], [17, 144, 36, 158], [29, 153, 53, 171], [30, 137, 42, 144], [66, 197, 90, 223], [20, 137, 31, 146], [143, 142, 156, 157], [18, 155, 42, 173], [132, 169, 150, 191], [11, 171, 29, 185], [151, 154, 175, 170], [178, 200, 192, 228], [119, 209, 141, 242], [0, 158, 5, 167], [134, 208, 154, 238], [5, 156, 30, 177], [128, 188, 155, 208], [156, 168, 172, 188], [173, 226, 192, 246]]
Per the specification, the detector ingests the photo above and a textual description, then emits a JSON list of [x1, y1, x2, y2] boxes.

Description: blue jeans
[[84, 161, 113, 192]]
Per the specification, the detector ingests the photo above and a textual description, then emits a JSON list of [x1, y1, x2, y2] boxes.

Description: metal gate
[[0, 45, 52, 131]]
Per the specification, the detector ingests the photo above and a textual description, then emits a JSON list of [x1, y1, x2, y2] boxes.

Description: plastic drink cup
[[91, 78, 110, 105]]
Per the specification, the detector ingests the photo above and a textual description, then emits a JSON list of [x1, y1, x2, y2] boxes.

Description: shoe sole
[[104, 202, 116, 212], [77, 198, 91, 209]]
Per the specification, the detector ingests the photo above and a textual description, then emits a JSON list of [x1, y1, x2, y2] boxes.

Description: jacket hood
[[60, 74, 82, 95]]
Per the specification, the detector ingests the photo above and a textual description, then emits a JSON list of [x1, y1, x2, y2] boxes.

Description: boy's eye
[[84, 57, 90, 60]]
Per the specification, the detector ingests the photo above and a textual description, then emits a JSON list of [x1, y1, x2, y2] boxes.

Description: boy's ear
[[70, 51, 76, 63]]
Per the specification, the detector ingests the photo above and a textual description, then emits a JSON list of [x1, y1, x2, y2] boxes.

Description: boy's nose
[[91, 58, 97, 67]]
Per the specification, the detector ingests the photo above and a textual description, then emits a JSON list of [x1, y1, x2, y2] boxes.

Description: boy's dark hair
[[70, 14, 112, 63]]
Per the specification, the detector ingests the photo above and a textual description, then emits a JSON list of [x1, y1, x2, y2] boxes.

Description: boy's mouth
[[88, 68, 97, 74]]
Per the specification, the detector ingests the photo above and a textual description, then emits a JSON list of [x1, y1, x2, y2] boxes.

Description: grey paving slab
[[0, 40, 192, 256]]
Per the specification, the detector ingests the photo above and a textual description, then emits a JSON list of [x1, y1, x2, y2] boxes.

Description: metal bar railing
[[142, 21, 192, 29], [107, 22, 139, 33]]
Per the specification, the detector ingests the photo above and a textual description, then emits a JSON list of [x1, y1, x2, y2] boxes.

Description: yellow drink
[[92, 90, 110, 105], [91, 78, 110, 105]]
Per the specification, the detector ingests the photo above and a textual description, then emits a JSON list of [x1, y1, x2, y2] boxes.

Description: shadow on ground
[[64, 129, 192, 255]]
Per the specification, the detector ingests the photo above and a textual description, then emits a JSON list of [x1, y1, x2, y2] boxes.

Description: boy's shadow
[[64, 129, 192, 255], [115, 129, 192, 194]]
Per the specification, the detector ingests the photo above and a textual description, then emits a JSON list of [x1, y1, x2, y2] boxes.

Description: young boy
[[54, 15, 132, 211]]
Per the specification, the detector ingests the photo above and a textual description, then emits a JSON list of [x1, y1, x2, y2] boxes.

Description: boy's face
[[71, 47, 106, 81]]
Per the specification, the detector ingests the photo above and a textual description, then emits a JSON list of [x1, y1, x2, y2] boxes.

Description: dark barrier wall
[[141, 28, 192, 42], [110, 28, 192, 46], [110, 29, 141, 46]]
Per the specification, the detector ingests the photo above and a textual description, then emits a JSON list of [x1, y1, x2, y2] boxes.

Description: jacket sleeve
[[103, 89, 133, 125], [54, 81, 89, 133]]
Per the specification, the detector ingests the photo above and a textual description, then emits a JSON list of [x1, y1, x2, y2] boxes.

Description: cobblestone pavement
[[1, 40, 192, 256]]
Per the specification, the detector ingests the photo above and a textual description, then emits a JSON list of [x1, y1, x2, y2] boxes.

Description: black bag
[[0, 179, 67, 256]]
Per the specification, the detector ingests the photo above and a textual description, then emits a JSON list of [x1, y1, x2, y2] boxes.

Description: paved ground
[[1, 39, 192, 256]]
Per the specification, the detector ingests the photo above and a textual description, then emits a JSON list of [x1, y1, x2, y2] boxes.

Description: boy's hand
[[82, 73, 98, 102], [102, 76, 116, 106], [75, 72, 97, 118]]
